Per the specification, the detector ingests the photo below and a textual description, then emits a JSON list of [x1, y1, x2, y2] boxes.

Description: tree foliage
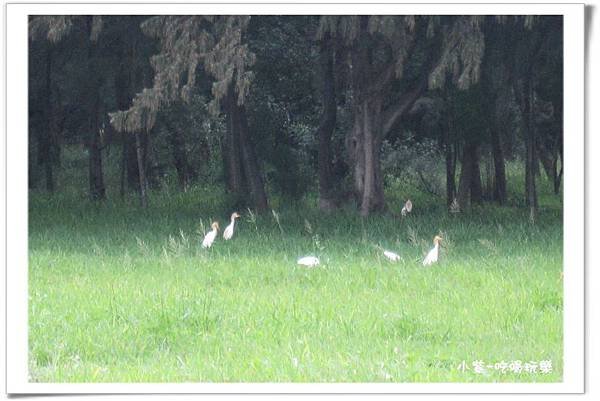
[[110, 16, 255, 133], [28, 15, 563, 215]]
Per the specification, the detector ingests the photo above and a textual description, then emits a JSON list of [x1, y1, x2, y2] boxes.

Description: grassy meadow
[[28, 162, 563, 383]]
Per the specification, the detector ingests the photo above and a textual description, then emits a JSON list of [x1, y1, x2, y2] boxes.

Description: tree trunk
[[470, 145, 483, 204], [490, 125, 507, 204], [511, 36, 539, 218], [359, 101, 385, 216], [343, 16, 433, 216], [480, 20, 507, 205], [113, 20, 145, 194], [444, 113, 457, 206], [29, 128, 38, 189], [120, 137, 126, 198], [85, 17, 105, 201], [141, 130, 161, 190], [347, 111, 365, 201], [237, 105, 269, 212], [457, 142, 479, 209], [224, 85, 269, 212], [484, 151, 493, 200], [316, 33, 337, 211], [44, 152, 55, 193], [134, 131, 148, 208], [553, 98, 563, 195], [88, 109, 105, 201], [457, 149, 472, 210], [554, 153, 563, 195], [346, 98, 385, 216], [123, 133, 148, 192], [226, 99, 245, 195], [42, 44, 55, 192], [523, 78, 538, 215], [537, 132, 563, 196], [537, 140, 556, 179], [167, 124, 190, 192], [446, 144, 456, 206], [224, 89, 248, 204], [115, 57, 137, 193], [124, 136, 138, 190]]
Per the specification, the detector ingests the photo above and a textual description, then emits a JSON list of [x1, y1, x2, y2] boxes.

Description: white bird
[[223, 212, 241, 240], [401, 199, 413, 216], [423, 235, 442, 266], [383, 250, 401, 262], [201, 222, 219, 248], [297, 256, 320, 267]]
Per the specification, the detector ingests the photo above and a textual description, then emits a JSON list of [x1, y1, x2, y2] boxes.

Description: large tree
[[315, 31, 338, 211], [318, 16, 484, 215], [28, 15, 563, 216], [533, 16, 564, 196], [29, 16, 108, 200], [110, 16, 269, 210], [28, 33, 60, 192], [479, 17, 512, 205], [507, 16, 561, 219]]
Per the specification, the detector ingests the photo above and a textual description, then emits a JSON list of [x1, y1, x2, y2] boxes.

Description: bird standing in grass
[[401, 199, 413, 216], [202, 222, 219, 248], [423, 235, 442, 266], [297, 256, 320, 267], [223, 212, 241, 240], [383, 250, 401, 262]]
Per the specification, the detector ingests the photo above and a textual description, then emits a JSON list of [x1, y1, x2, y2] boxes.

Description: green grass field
[[28, 171, 563, 383]]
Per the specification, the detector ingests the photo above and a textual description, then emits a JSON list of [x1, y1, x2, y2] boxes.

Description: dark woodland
[[28, 15, 563, 217]]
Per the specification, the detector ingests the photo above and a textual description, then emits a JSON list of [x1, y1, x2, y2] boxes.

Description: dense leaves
[[28, 15, 563, 215]]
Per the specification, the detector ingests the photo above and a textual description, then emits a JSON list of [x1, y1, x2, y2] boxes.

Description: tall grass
[[28, 157, 562, 383]]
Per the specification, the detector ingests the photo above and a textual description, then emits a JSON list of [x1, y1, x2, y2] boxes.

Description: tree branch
[[381, 75, 428, 136], [381, 37, 442, 137]]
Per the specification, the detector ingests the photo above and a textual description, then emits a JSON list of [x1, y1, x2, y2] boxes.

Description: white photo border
[[6, 2, 585, 394]]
